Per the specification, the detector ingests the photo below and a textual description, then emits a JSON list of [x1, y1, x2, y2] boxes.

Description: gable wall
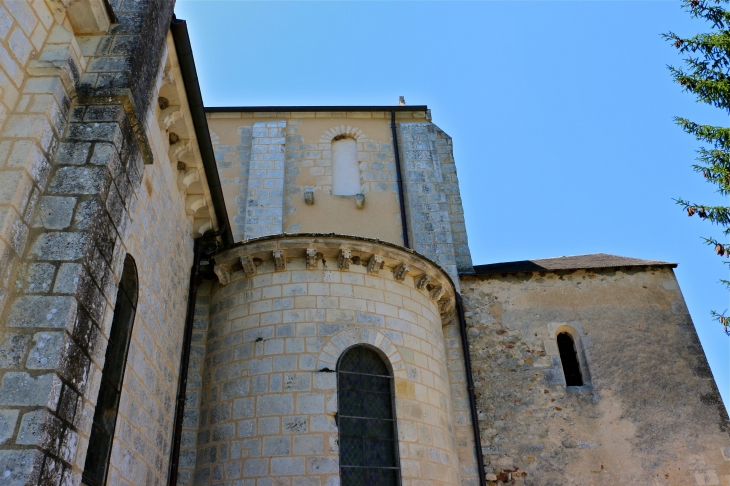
[[459, 267, 730, 485]]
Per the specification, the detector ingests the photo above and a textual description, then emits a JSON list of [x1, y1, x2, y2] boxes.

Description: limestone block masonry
[[187, 234, 464, 486], [244, 122, 285, 239]]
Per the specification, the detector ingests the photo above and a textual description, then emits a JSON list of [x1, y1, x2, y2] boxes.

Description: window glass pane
[[339, 347, 389, 375], [339, 372, 390, 394], [341, 467, 398, 486], [338, 346, 399, 485], [94, 382, 121, 435], [82, 429, 113, 486], [340, 437, 364, 466], [339, 390, 363, 417], [83, 254, 137, 486]]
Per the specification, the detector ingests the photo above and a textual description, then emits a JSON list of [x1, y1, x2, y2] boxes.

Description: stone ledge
[[212, 233, 456, 315]]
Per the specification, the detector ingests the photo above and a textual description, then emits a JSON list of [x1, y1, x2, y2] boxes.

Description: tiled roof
[[471, 253, 676, 275]]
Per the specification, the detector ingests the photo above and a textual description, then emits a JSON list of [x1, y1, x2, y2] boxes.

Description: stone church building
[[0, 1, 728, 485]]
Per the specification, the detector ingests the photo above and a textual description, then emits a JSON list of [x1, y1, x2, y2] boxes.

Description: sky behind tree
[[176, 0, 730, 407]]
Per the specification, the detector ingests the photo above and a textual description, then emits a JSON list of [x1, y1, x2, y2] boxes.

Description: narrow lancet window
[[557, 332, 583, 386], [83, 254, 138, 486], [338, 346, 400, 485], [332, 136, 360, 195]]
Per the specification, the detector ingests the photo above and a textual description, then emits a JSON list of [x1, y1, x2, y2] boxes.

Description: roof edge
[[466, 253, 678, 276], [205, 105, 429, 113], [170, 18, 234, 246]]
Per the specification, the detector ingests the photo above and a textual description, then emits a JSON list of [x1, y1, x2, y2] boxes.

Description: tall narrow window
[[332, 136, 360, 195], [338, 346, 400, 485], [557, 332, 583, 386], [83, 254, 138, 486]]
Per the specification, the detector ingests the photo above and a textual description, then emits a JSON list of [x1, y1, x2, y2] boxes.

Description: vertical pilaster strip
[[244, 121, 286, 239], [177, 280, 212, 485], [434, 127, 474, 273], [399, 122, 459, 286]]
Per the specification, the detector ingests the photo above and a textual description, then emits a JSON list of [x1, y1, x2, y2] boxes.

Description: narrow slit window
[[557, 332, 583, 386], [338, 346, 400, 485], [83, 254, 138, 486], [332, 136, 360, 195]]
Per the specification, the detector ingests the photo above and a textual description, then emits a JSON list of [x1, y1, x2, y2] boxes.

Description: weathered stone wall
[[399, 123, 472, 284], [459, 267, 730, 485], [96, 100, 196, 484], [178, 280, 214, 485], [0, 0, 65, 316], [191, 235, 463, 486], [0, 1, 186, 484], [443, 316, 480, 486], [206, 112, 474, 283]]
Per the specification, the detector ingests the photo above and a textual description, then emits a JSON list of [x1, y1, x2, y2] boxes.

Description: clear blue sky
[[176, 0, 730, 407]]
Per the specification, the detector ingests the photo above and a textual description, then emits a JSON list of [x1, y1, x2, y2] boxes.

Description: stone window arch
[[557, 332, 583, 386], [337, 345, 400, 485], [332, 135, 361, 195], [83, 254, 138, 486], [548, 322, 593, 387]]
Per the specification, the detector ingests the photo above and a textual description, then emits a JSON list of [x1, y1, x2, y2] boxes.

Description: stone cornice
[[212, 233, 457, 317]]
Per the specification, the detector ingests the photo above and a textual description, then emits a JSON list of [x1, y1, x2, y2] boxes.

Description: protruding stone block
[[416, 274, 431, 290], [0, 410, 19, 445], [17, 409, 62, 450], [394, 263, 410, 282], [0, 449, 44, 486], [240, 255, 256, 276], [306, 249, 318, 270], [0, 372, 62, 410], [429, 285, 444, 301], [355, 193, 364, 209], [338, 249, 351, 271], [273, 250, 286, 271], [7, 296, 77, 331], [367, 255, 383, 275], [214, 265, 232, 286]]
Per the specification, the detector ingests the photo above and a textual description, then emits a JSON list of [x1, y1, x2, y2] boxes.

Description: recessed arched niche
[[332, 135, 360, 196]]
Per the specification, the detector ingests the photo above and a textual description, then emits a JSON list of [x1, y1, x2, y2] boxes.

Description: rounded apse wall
[[200, 234, 461, 486]]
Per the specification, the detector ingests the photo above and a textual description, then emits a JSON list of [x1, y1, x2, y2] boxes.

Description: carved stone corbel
[[214, 265, 232, 286], [306, 249, 319, 269], [429, 285, 445, 301], [438, 297, 455, 315], [185, 195, 206, 215], [273, 250, 286, 271], [338, 250, 351, 271], [416, 274, 431, 290], [163, 107, 184, 130], [161, 67, 175, 87], [195, 220, 212, 236], [178, 168, 199, 191], [367, 255, 383, 275], [240, 255, 256, 276], [170, 140, 192, 163], [393, 263, 410, 282]]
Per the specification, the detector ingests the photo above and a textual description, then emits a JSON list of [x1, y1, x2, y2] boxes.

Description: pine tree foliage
[[665, 0, 730, 333]]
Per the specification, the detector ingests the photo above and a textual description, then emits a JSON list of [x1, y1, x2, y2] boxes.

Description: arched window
[[332, 136, 360, 195], [557, 332, 583, 386], [83, 254, 138, 486], [338, 346, 400, 485]]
